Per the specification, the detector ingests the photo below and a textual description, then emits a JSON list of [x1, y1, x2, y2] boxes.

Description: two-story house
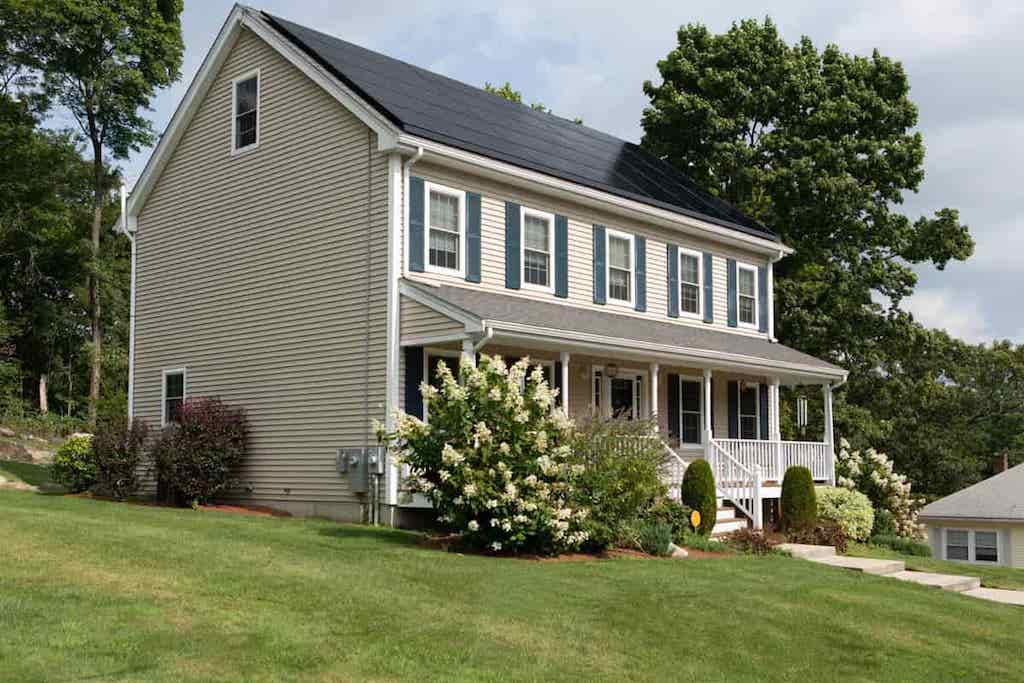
[[120, 5, 846, 529]]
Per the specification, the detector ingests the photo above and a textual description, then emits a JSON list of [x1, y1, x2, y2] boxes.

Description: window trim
[[423, 181, 466, 278], [161, 367, 187, 427], [736, 262, 759, 330], [230, 68, 261, 155], [519, 206, 556, 294], [591, 365, 647, 419], [605, 228, 635, 307], [736, 381, 761, 440], [678, 247, 704, 320], [678, 375, 704, 447], [944, 527, 1001, 565]]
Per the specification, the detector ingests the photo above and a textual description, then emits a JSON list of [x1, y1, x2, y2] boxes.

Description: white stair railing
[[661, 442, 688, 502], [708, 438, 762, 530]]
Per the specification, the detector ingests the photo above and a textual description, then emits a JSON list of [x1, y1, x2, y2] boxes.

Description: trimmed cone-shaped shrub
[[781, 466, 817, 533], [680, 458, 716, 536]]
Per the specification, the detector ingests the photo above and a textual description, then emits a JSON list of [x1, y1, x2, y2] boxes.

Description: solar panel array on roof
[[262, 12, 777, 242]]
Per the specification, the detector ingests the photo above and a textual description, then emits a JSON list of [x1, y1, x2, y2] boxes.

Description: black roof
[[262, 12, 777, 242]]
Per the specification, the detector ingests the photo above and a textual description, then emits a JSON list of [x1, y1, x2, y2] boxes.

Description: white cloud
[[903, 287, 993, 342]]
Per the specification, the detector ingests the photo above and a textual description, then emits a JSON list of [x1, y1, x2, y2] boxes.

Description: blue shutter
[[554, 361, 563, 407], [592, 225, 606, 304], [505, 202, 520, 289], [667, 373, 680, 441], [404, 346, 425, 419], [703, 253, 714, 324], [667, 244, 679, 318], [554, 214, 568, 298], [408, 177, 425, 272], [634, 236, 646, 312], [466, 192, 481, 283], [758, 266, 768, 333], [728, 380, 739, 438], [727, 259, 738, 328], [759, 384, 769, 440]]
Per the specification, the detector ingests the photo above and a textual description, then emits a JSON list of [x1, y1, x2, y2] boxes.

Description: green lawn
[[1, 491, 1022, 683], [848, 541, 1024, 591], [0, 459, 55, 488]]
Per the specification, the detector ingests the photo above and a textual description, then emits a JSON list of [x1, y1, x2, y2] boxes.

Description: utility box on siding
[[336, 446, 385, 494]]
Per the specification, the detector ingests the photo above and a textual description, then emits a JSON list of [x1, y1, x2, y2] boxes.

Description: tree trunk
[[88, 143, 104, 427], [38, 374, 48, 414]]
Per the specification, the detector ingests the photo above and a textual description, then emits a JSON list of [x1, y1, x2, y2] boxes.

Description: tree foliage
[[484, 80, 582, 124]]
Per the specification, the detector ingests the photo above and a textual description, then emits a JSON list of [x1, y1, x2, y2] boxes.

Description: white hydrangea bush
[[377, 354, 589, 555], [835, 438, 924, 538]]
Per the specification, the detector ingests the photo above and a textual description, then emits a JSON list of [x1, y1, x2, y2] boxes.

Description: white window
[[161, 368, 186, 426], [606, 230, 634, 305], [679, 249, 702, 317], [738, 382, 759, 439], [945, 530, 969, 561], [521, 208, 554, 292], [231, 70, 260, 153], [425, 182, 465, 276], [679, 378, 703, 445], [737, 263, 758, 328], [975, 531, 999, 563], [944, 528, 1000, 564]]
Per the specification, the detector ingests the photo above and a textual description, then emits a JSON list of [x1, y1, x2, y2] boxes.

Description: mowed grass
[[0, 459, 55, 488], [1, 492, 1022, 683], [848, 542, 1024, 591]]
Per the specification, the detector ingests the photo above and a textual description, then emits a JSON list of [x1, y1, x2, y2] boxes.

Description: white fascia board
[[483, 321, 846, 382], [396, 134, 795, 259], [126, 5, 400, 220]]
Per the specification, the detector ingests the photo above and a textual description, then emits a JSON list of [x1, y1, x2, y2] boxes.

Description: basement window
[[232, 70, 260, 153]]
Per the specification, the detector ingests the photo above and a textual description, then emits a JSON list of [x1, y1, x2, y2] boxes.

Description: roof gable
[[921, 464, 1024, 521], [262, 12, 776, 242]]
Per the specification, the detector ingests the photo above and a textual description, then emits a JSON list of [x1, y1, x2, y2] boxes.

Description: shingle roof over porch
[[400, 279, 846, 381]]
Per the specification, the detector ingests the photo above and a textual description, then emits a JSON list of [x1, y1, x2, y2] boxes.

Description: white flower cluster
[[836, 438, 923, 538]]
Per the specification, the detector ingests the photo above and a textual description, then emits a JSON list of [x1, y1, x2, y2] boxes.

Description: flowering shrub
[[378, 354, 588, 555], [92, 417, 150, 500], [51, 434, 95, 492], [815, 486, 874, 541], [152, 398, 249, 507], [836, 439, 923, 538]]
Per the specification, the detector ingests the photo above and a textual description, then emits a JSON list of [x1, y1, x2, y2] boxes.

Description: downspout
[[119, 184, 138, 422], [473, 327, 493, 352]]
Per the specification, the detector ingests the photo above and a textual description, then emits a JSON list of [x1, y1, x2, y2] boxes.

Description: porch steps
[[710, 505, 748, 537]]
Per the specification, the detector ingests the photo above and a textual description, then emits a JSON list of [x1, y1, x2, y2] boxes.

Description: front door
[[593, 367, 645, 420]]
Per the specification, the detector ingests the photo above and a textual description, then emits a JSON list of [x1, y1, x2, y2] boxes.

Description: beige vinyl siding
[[925, 522, 1022, 568], [1013, 526, 1023, 568], [400, 297, 465, 341], [133, 28, 389, 517], [404, 160, 770, 339]]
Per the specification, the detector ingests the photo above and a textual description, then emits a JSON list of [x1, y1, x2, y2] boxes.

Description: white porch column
[[560, 351, 571, 416], [770, 377, 781, 441], [461, 338, 476, 368], [649, 363, 659, 428], [823, 382, 835, 484], [702, 368, 713, 446]]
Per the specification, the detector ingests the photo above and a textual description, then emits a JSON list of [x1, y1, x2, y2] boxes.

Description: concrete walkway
[[778, 543, 1023, 606]]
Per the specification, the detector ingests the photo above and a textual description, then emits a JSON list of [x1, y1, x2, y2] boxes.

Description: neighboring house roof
[[920, 464, 1024, 522], [401, 280, 845, 379], [261, 12, 777, 243]]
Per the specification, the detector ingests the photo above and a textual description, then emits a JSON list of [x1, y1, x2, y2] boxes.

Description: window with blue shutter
[[667, 374, 680, 441], [404, 346, 425, 419], [554, 361, 563, 407], [727, 259, 738, 328], [592, 225, 606, 304], [634, 236, 646, 312], [408, 177, 425, 272], [554, 215, 568, 298], [667, 244, 679, 318], [505, 202, 521, 289], [466, 192, 481, 283], [703, 253, 714, 323]]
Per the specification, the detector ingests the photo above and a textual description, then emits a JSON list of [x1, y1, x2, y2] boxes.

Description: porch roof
[[401, 279, 846, 383]]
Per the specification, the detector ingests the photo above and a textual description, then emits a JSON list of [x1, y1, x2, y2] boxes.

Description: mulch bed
[[417, 533, 732, 561], [65, 493, 292, 518]]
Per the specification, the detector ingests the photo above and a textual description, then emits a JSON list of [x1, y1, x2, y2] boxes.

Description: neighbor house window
[[945, 529, 1000, 564], [680, 378, 702, 445], [737, 263, 758, 327], [679, 249, 702, 316], [232, 70, 259, 153], [945, 530, 969, 561], [974, 531, 999, 563], [426, 182, 465, 274], [739, 383, 759, 439], [522, 208, 554, 291], [162, 369, 186, 426], [606, 230, 633, 304]]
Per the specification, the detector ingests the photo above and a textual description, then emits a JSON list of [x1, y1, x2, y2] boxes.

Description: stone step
[[810, 555, 905, 575], [716, 507, 737, 521], [777, 543, 837, 560], [710, 518, 747, 536], [962, 587, 1024, 606], [890, 570, 981, 593]]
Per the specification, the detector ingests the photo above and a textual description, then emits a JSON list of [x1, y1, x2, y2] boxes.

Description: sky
[[119, 0, 1024, 343]]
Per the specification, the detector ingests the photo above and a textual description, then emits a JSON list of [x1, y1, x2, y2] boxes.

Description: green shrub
[[725, 528, 775, 555], [91, 417, 150, 500], [871, 508, 897, 537], [781, 466, 816, 533], [677, 529, 732, 553], [51, 434, 95, 492], [645, 498, 693, 543], [870, 534, 931, 557], [636, 520, 673, 556], [153, 398, 248, 507], [680, 459, 716, 536], [816, 487, 874, 541], [569, 417, 667, 550], [788, 521, 848, 554]]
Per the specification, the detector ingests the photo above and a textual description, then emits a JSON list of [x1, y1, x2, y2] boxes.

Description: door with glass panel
[[593, 368, 645, 420]]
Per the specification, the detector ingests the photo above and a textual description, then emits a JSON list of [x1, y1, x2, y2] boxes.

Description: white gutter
[[473, 327, 494, 352], [116, 183, 138, 421]]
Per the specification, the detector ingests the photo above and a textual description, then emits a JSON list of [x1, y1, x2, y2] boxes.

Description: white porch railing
[[661, 442, 688, 502], [707, 438, 762, 529], [709, 438, 833, 483]]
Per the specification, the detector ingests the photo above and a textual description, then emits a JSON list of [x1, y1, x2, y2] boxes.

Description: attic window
[[232, 70, 260, 153]]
